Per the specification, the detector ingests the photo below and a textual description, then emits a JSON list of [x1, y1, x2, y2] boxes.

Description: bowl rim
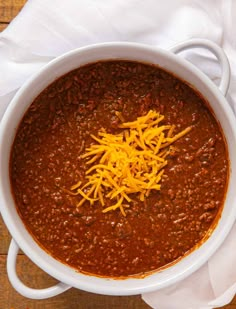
[[1, 41, 236, 295]]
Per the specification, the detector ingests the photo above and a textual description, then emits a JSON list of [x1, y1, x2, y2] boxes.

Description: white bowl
[[1, 39, 236, 300]]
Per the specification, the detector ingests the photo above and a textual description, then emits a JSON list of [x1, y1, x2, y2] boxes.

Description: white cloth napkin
[[1, 0, 236, 308]]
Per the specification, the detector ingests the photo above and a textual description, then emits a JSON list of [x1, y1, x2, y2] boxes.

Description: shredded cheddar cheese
[[68, 110, 191, 216]]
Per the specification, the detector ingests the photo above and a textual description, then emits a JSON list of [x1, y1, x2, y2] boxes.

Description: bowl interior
[[1, 42, 236, 295]]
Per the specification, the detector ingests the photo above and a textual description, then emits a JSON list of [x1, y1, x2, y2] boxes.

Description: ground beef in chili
[[10, 60, 229, 277]]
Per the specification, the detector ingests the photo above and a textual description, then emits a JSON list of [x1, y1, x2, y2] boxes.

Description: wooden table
[[0, 1, 236, 308]]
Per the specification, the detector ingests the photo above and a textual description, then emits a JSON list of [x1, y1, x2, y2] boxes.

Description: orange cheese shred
[[68, 110, 191, 215]]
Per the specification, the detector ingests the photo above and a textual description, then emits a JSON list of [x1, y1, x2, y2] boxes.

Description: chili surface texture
[[10, 60, 229, 277]]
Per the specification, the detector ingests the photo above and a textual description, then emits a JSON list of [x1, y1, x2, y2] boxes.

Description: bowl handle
[[7, 239, 71, 299], [169, 39, 230, 96]]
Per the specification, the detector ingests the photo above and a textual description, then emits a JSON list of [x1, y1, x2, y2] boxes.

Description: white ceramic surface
[[0, 39, 236, 300]]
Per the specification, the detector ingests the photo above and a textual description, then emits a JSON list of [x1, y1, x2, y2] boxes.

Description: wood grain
[[0, 0, 27, 23], [0, 0, 236, 308], [0, 23, 7, 31], [0, 216, 11, 254]]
